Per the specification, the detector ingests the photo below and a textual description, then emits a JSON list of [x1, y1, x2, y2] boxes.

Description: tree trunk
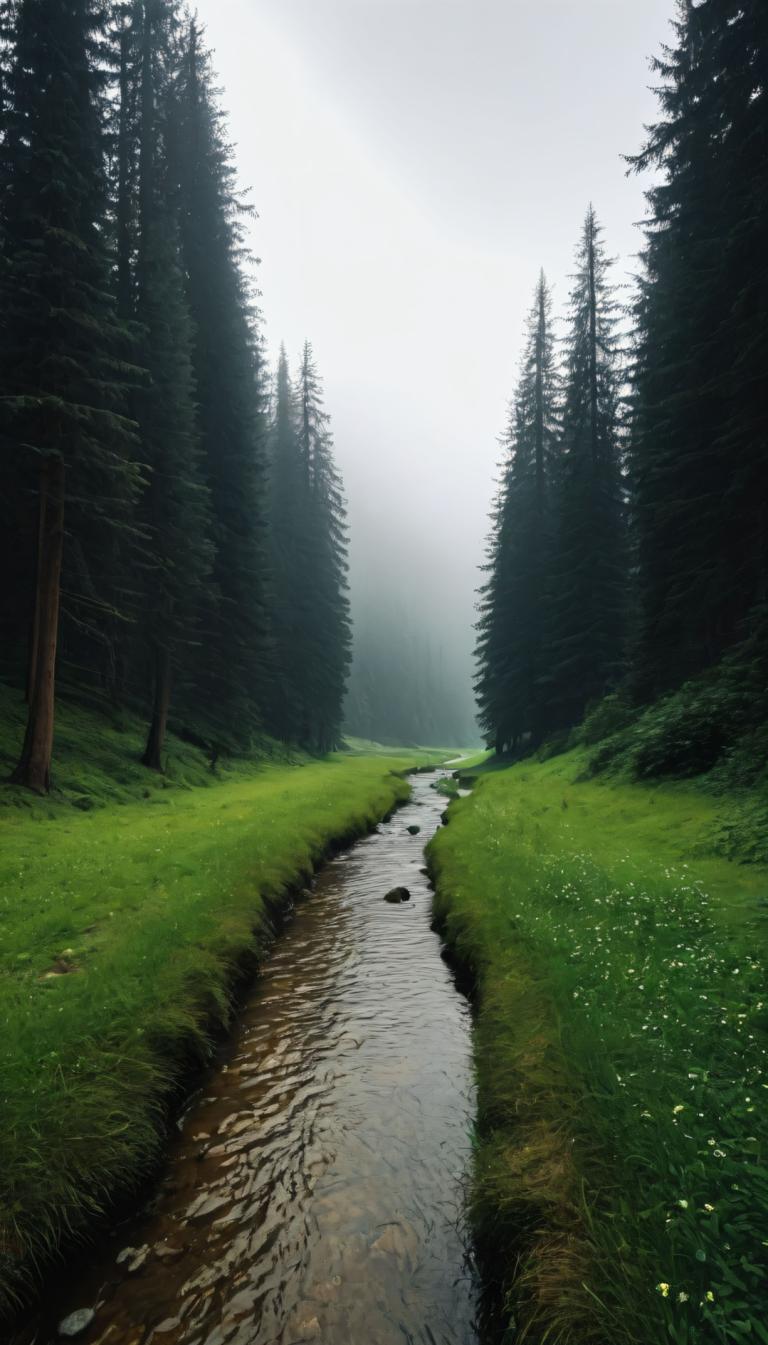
[[143, 642, 171, 771], [12, 457, 65, 793], [25, 472, 49, 704]]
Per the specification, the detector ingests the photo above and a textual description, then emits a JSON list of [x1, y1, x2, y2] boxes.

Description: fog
[[194, 0, 674, 743]]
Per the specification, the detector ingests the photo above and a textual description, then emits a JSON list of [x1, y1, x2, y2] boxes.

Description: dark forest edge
[[0, 0, 353, 795], [476, 2, 767, 788]]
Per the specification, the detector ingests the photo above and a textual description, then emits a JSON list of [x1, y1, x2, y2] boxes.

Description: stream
[[22, 770, 480, 1345]]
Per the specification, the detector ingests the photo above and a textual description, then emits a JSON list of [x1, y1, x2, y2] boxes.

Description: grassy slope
[[429, 749, 767, 1345], [0, 686, 444, 1315]]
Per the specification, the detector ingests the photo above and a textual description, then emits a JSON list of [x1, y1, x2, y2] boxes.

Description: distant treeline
[[477, 1, 767, 757], [345, 600, 477, 748], [0, 0, 351, 791]]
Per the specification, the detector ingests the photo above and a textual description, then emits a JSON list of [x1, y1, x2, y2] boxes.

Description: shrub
[[581, 691, 638, 746]]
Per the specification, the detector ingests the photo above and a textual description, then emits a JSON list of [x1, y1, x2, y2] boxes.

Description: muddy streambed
[[21, 771, 480, 1345]]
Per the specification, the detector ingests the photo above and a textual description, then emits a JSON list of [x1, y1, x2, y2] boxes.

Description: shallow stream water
[[21, 771, 480, 1345]]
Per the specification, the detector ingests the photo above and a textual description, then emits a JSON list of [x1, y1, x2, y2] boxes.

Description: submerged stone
[[407, 824, 421, 835], [58, 1309, 96, 1337], [116, 1244, 151, 1273], [383, 887, 411, 903]]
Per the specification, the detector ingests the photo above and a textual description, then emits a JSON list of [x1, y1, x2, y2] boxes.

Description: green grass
[[0, 686, 442, 1317], [440, 748, 491, 769], [343, 734, 471, 762], [429, 749, 768, 1345]]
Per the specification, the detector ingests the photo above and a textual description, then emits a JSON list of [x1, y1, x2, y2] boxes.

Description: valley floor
[[0, 687, 445, 1317], [429, 750, 768, 1345]]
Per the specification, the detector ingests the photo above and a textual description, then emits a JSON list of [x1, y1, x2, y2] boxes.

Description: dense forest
[[0, 0, 352, 791], [477, 0, 768, 774]]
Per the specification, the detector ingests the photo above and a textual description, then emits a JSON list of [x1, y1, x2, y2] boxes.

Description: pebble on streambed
[[57, 1309, 95, 1338]]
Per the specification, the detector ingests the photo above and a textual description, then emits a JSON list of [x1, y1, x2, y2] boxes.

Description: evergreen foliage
[[475, 272, 559, 751], [167, 18, 270, 743], [476, 4, 766, 773], [0, 4, 355, 788], [0, 0, 141, 790], [476, 215, 626, 753], [546, 206, 626, 728], [296, 342, 352, 750], [267, 346, 306, 742], [267, 345, 351, 751], [628, 0, 768, 703], [130, 0, 214, 768]]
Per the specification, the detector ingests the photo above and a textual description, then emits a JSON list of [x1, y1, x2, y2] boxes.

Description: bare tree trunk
[[142, 642, 171, 771], [12, 457, 65, 793]]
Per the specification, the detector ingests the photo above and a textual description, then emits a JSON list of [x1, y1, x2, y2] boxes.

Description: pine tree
[[267, 344, 351, 751], [475, 271, 560, 750], [167, 18, 269, 743], [546, 208, 626, 728], [628, 0, 768, 700], [0, 0, 141, 791], [296, 342, 351, 751], [130, 0, 213, 768], [266, 346, 306, 742]]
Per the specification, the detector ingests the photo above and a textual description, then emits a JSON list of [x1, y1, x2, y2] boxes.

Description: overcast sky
[[193, 0, 675, 712]]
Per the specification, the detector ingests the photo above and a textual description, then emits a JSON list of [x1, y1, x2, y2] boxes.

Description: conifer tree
[[297, 342, 352, 751], [475, 271, 559, 750], [628, 0, 768, 700], [546, 208, 626, 728], [0, 0, 141, 791], [267, 344, 351, 750], [130, 0, 213, 768], [266, 346, 306, 742], [167, 18, 269, 742]]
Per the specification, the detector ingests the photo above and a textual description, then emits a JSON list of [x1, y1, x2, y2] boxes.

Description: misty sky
[[194, 0, 675, 717]]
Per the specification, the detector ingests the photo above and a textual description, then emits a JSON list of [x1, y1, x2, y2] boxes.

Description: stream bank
[[11, 771, 481, 1345], [2, 751, 449, 1322]]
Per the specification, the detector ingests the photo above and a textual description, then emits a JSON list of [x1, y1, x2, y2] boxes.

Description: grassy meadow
[[429, 750, 768, 1345], [0, 686, 444, 1315]]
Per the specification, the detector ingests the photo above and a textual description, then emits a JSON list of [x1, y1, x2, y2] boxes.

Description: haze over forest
[[193, 0, 672, 745]]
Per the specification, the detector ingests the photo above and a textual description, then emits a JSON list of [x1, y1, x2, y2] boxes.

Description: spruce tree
[[131, 0, 213, 768], [266, 346, 306, 742], [296, 342, 351, 751], [628, 0, 768, 700], [167, 18, 269, 743], [0, 0, 140, 791], [546, 207, 626, 728], [475, 271, 559, 750], [267, 344, 351, 751]]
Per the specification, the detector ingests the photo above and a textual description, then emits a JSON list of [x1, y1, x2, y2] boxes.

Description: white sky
[[193, 0, 675, 703]]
